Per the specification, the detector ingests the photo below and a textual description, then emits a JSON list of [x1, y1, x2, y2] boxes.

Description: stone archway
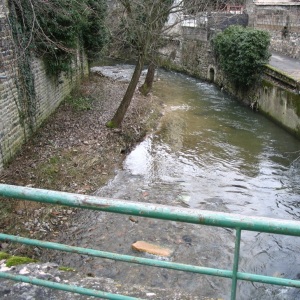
[[207, 65, 216, 82]]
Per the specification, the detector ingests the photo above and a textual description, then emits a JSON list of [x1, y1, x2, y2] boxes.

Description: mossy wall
[[159, 38, 300, 139], [0, 2, 89, 171], [159, 39, 215, 82], [258, 79, 300, 138]]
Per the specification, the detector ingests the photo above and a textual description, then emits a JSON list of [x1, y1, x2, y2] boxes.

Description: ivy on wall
[[8, 2, 37, 132], [6, 0, 108, 133], [8, 0, 108, 75]]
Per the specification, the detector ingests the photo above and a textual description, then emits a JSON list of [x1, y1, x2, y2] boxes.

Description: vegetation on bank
[[9, 0, 108, 75], [6, 0, 108, 134], [213, 25, 271, 88], [0, 251, 76, 270], [0, 74, 161, 258], [0, 251, 37, 267], [58, 266, 76, 272]]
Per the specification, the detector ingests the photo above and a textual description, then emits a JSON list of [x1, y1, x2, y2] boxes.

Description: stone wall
[[181, 40, 215, 80], [159, 2, 300, 139], [159, 37, 300, 138], [0, 1, 88, 171], [258, 78, 300, 138], [252, 3, 300, 59], [181, 26, 208, 41], [159, 38, 216, 83]]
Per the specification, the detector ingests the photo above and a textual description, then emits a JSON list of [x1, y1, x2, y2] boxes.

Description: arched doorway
[[207, 65, 216, 83], [209, 68, 215, 82]]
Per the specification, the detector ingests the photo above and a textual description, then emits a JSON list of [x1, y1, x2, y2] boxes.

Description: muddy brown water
[[45, 68, 300, 299]]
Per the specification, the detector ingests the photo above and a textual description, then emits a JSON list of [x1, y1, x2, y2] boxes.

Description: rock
[[178, 194, 190, 207], [1, 243, 9, 249], [129, 216, 138, 223], [146, 292, 156, 297], [131, 241, 172, 257], [19, 267, 30, 275], [182, 235, 192, 245], [33, 210, 41, 217], [34, 248, 41, 256]]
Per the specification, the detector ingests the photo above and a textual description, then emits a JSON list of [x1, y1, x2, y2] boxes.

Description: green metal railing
[[0, 184, 300, 299]]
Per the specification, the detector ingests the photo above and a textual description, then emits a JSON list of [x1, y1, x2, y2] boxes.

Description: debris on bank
[[132, 241, 173, 257]]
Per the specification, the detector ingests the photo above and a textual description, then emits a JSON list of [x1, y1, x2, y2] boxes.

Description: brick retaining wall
[[0, 1, 88, 171]]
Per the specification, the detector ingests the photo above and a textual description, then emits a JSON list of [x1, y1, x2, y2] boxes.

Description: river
[[50, 67, 300, 299]]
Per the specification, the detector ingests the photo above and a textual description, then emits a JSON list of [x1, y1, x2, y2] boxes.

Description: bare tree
[[106, 0, 175, 128], [107, 0, 247, 127], [139, 62, 156, 96]]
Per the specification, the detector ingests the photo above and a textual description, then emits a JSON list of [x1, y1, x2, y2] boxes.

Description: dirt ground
[[0, 74, 161, 255]]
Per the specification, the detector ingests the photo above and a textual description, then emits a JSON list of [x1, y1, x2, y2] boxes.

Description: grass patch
[[0, 251, 11, 260], [6, 255, 37, 267], [0, 198, 16, 229], [58, 266, 76, 272], [66, 95, 93, 111], [38, 157, 60, 185], [36, 151, 82, 188], [0, 198, 14, 216]]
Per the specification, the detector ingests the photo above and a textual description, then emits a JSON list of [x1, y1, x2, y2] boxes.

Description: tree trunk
[[139, 62, 156, 96], [106, 56, 144, 128]]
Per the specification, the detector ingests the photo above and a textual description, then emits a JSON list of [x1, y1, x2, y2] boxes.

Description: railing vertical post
[[231, 228, 241, 300]]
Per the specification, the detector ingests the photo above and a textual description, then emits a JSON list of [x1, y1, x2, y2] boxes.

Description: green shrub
[[213, 25, 270, 87]]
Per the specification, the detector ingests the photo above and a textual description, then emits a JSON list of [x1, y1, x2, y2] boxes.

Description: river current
[[50, 67, 300, 299]]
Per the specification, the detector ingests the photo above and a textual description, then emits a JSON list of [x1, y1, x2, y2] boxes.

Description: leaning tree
[[106, 0, 175, 128], [107, 0, 247, 128]]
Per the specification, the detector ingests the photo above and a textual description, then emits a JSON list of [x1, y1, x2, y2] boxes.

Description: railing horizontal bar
[[0, 272, 140, 300], [1, 184, 300, 236], [0, 233, 232, 278], [2, 233, 300, 288], [237, 272, 300, 288]]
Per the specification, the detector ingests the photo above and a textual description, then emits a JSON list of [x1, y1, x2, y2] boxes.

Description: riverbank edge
[[0, 73, 163, 257], [0, 259, 213, 299], [159, 56, 300, 140]]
